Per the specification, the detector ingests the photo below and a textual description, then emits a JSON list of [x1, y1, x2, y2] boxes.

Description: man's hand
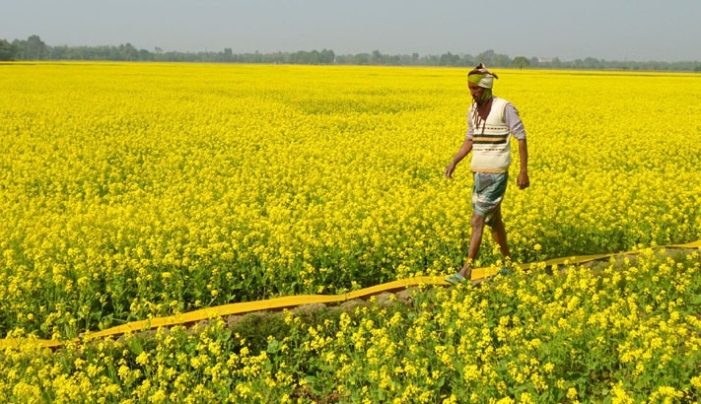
[[516, 139, 529, 189], [444, 162, 457, 179], [517, 170, 530, 189], [445, 139, 472, 179]]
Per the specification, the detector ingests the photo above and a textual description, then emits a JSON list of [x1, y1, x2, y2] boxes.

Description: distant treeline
[[2, 35, 701, 72]]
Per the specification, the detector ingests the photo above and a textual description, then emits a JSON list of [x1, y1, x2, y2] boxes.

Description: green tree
[[494, 53, 512, 67], [118, 43, 140, 61], [0, 39, 17, 60], [512, 56, 530, 69], [24, 34, 48, 59], [439, 52, 460, 66], [477, 49, 496, 66], [371, 50, 383, 64], [319, 49, 335, 64]]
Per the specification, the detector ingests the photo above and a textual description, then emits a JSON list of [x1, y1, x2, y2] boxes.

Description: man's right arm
[[444, 138, 473, 179], [445, 104, 475, 179]]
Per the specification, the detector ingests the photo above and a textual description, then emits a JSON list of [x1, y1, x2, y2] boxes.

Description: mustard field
[[1, 63, 701, 401], [3, 252, 701, 402]]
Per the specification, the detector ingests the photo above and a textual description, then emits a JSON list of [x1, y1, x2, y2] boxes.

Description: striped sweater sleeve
[[465, 104, 475, 140], [504, 103, 526, 140]]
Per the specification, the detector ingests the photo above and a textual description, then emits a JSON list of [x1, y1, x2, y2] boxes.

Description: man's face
[[468, 82, 485, 104]]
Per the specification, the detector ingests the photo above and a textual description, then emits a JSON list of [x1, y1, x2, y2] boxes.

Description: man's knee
[[487, 216, 503, 229], [471, 214, 486, 229]]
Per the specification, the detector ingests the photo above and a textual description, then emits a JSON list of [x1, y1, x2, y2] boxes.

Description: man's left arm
[[505, 103, 529, 189], [517, 138, 529, 189]]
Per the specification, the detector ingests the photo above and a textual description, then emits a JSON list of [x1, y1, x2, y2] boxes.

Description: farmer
[[444, 63, 529, 284]]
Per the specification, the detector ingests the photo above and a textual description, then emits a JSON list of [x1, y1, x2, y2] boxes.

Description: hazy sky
[[2, 0, 700, 61]]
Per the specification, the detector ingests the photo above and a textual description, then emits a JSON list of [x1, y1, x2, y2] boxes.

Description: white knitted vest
[[470, 97, 511, 173]]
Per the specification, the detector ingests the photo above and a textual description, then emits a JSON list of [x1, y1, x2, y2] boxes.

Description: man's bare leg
[[489, 206, 510, 258], [458, 213, 486, 279]]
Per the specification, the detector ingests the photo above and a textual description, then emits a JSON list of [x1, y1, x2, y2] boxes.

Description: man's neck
[[476, 97, 494, 110]]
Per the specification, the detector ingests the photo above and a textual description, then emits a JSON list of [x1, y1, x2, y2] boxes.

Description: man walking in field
[[444, 64, 529, 284]]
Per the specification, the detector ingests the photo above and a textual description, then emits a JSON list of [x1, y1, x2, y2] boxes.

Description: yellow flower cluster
[[1, 250, 699, 401], [0, 62, 699, 344]]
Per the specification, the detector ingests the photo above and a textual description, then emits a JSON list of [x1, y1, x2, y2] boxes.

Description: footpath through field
[[2, 239, 700, 350]]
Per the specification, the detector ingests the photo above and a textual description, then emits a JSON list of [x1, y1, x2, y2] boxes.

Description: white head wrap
[[468, 63, 498, 89], [475, 75, 494, 89]]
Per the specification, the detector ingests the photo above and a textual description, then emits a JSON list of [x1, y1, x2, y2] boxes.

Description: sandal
[[445, 273, 467, 285]]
